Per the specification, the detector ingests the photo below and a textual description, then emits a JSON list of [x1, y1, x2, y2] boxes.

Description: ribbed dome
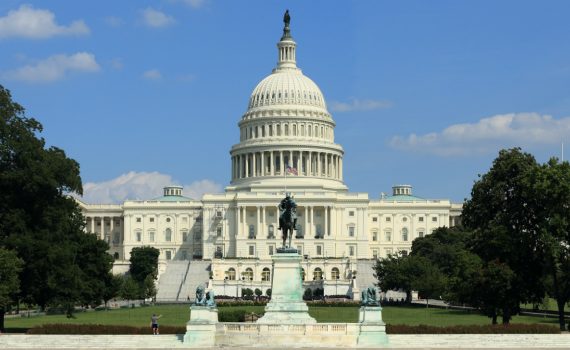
[[247, 70, 327, 111]]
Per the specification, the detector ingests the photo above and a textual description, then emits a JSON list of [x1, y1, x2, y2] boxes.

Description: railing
[[221, 323, 351, 334]]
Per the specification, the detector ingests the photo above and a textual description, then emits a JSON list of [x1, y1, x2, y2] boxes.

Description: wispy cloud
[[175, 0, 207, 9], [143, 69, 162, 80], [0, 4, 89, 39], [330, 98, 392, 112], [2, 52, 100, 82], [141, 8, 175, 28], [390, 112, 570, 156], [80, 171, 223, 204], [104, 16, 123, 28]]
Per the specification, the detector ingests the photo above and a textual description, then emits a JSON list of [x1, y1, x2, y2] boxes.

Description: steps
[[155, 260, 211, 302], [179, 260, 211, 302]]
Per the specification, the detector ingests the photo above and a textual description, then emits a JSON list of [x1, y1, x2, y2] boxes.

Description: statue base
[[183, 306, 218, 347], [256, 252, 316, 324], [357, 306, 388, 346]]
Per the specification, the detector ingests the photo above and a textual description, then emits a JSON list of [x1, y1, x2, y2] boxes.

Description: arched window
[[331, 267, 340, 280], [249, 224, 255, 239], [165, 228, 172, 242], [402, 228, 409, 241], [243, 268, 253, 281], [262, 267, 271, 281], [285, 124, 289, 136], [313, 267, 323, 281], [226, 268, 236, 281], [277, 124, 281, 136], [293, 124, 297, 136]]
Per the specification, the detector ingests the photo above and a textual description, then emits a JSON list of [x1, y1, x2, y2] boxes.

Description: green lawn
[[5, 305, 560, 332]]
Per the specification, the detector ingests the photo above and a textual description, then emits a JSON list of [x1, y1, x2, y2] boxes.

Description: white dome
[[247, 70, 327, 111]]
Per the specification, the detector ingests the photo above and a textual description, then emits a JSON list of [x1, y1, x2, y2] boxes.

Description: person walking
[[150, 314, 162, 335]]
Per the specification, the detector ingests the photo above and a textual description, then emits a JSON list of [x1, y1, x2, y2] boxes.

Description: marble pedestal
[[257, 251, 316, 324], [357, 306, 389, 346], [183, 306, 218, 347]]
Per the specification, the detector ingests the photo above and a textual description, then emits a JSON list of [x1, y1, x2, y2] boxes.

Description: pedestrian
[[150, 313, 162, 335]]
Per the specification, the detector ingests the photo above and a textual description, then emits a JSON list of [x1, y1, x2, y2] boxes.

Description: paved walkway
[[0, 334, 569, 349]]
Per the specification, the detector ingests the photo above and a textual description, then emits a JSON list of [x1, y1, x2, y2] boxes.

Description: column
[[308, 152, 312, 176], [235, 206, 240, 237], [270, 151, 274, 176], [100, 217, 105, 240], [289, 151, 293, 167], [110, 217, 114, 244], [261, 151, 265, 176], [90, 217, 95, 234], [253, 152, 257, 177], [317, 153, 322, 177], [324, 206, 328, 237], [310, 206, 314, 237], [325, 154, 329, 177], [279, 151, 284, 175], [244, 153, 249, 177], [304, 206, 308, 238], [339, 157, 343, 180], [299, 151, 304, 175], [256, 206, 261, 238]]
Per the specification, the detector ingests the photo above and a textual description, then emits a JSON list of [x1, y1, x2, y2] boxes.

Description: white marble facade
[[78, 21, 462, 283]]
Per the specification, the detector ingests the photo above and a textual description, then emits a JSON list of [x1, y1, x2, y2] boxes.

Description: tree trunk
[[502, 307, 511, 324], [406, 290, 412, 304], [0, 308, 5, 333], [556, 299, 566, 331], [491, 311, 498, 325]]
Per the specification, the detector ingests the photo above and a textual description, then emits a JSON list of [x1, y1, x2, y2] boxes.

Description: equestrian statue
[[278, 193, 297, 249]]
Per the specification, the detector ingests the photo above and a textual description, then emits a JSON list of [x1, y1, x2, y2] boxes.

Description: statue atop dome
[[281, 9, 292, 40]]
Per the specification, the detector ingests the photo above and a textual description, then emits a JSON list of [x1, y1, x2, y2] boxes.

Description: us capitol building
[[79, 16, 462, 300]]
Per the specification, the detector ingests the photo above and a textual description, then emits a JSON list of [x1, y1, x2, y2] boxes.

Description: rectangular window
[[136, 232, 141, 242], [149, 232, 155, 242], [419, 217, 424, 222], [248, 245, 255, 256], [216, 226, 222, 237], [136, 217, 141, 223], [372, 249, 378, 259], [386, 217, 391, 222], [316, 245, 322, 256], [386, 248, 393, 256], [165, 251, 172, 260], [372, 217, 378, 222], [297, 245, 303, 255], [419, 231, 424, 238], [349, 245, 355, 257], [372, 232, 378, 241], [182, 232, 188, 242], [348, 226, 355, 237], [269, 246, 274, 255], [432, 217, 437, 222], [385, 232, 392, 241], [150, 217, 155, 222], [349, 211, 355, 217]]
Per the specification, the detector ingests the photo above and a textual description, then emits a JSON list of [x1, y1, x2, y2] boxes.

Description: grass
[[5, 304, 561, 333]]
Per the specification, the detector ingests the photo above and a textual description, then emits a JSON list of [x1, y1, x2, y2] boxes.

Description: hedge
[[386, 324, 560, 334], [27, 324, 185, 335]]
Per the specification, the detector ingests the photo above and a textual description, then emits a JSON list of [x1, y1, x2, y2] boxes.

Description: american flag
[[286, 165, 298, 175]]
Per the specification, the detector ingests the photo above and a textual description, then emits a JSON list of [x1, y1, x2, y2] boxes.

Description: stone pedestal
[[357, 306, 388, 346], [257, 252, 316, 324], [183, 306, 218, 347]]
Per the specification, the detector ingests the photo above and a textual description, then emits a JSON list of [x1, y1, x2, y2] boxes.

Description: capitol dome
[[228, 12, 347, 193]]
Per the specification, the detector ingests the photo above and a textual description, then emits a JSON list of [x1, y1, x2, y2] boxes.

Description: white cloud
[[2, 52, 100, 82], [143, 69, 162, 80], [141, 8, 175, 28], [330, 98, 392, 112], [0, 4, 89, 39], [182, 0, 207, 8], [80, 171, 223, 204], [390, 112, 570, 156]]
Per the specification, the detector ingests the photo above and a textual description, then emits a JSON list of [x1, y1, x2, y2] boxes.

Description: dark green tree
[[129, 247, 159, 284], [254, 288, 262, 299], [0, 85, 113, 320], [462, 148, 545, 324], [303, 288, 313, 301], [119, 276, 140, 305], [530, 158, 570, 330], [266, 288, 272, 298], [0, 248, 23, 332], [374, 253, 426, 303], [143, 275, 157, 302], [103, 274, 123, 309]]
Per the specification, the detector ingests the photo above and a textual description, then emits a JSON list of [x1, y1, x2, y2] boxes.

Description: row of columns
[[240, 122, 333, 141], [234, 205, 332, 239], [86, 216, 122, 243], [231, 150, 343, 181]]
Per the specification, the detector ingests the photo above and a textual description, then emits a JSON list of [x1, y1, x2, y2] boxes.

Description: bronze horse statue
[[278, 194, 297, 248]]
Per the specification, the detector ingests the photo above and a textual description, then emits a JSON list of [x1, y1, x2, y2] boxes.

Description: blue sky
[[1, 0, 569, 203]]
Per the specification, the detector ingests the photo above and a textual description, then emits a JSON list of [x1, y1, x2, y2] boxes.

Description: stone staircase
[[155, 260, 190, 302], [179, 260, 211, 302]]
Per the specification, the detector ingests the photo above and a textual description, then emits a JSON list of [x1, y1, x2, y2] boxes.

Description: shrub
[[27, 324, 185, 335], [386, 324, 560, 334], [303, 288, 313, 301]]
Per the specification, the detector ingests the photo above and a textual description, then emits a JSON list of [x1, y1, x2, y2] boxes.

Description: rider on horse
[[278, 193, 297, 232]]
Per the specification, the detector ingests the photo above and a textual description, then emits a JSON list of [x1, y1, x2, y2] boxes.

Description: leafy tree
[[462, 148, 545, 324], [103, 274, 123, 309], [241, 288, 254, 300], [143, 275, 157, 302], [411, 261, 446, 307], [129, 247, 159, 284], [254, 288, 262, 299], [530, 158, 570, 330], [0, 85, 113, 321], [266, 288, 272, 298], [303, 288, 313, 301], [75, 233, 114, 307], [0, 248, 23, 332], [119, 276, 140, 305]]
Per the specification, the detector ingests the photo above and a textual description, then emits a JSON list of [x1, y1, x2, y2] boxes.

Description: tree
[[462, 148, 545, 324], [254, 288, 262, 299], [129, 247, 159, 284], [241, 288, 254, 300], [411, 262, 446, 307], [530, 158, 570, 330], [103, 274, 123, 309], [303, 288, 313, 301], [143, 275, 157, 302], [0, 248, 23, 332], [0, 85, 113, 322], [266, 288, 272, 298], [119, 276, 140, 305]]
